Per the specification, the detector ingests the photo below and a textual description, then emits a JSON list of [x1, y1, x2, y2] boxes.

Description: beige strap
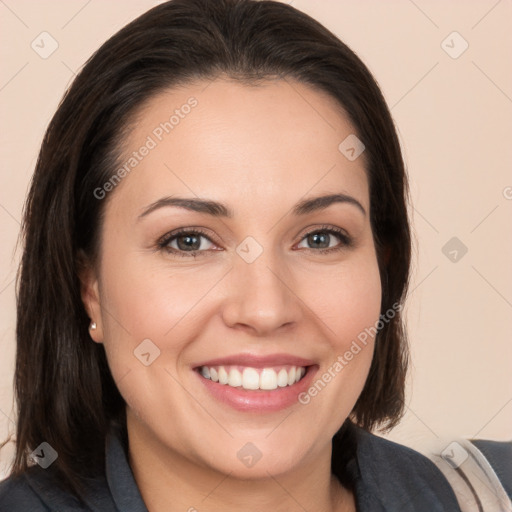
[[420, 437, 512, 512]]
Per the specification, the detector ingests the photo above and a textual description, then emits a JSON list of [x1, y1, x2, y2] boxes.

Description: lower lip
[[194, 365, 319, 412]]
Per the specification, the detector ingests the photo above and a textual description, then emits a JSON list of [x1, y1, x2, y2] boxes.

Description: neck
[[125, 409, 355, 512]]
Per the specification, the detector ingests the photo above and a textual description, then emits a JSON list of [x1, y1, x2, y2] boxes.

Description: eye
[[157, 225, 353, 258], [296, 225, 352, 254], [157, 228, 218, 257]]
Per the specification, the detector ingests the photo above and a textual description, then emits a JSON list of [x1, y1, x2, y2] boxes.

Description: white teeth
[[228, 367, 242, 387], [218, 366, 229, 384], [260, 368, 277, 390], [287, 367, 296, 385], [277, 369, 289, 387], [242, 368, 260, 390], [199, 365, 307, 390]]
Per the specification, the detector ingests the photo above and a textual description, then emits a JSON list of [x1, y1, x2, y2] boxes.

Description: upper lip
[[193, 353, 316, 369]]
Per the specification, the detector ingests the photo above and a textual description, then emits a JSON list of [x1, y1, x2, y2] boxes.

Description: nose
[[221, 244, 303, 336]]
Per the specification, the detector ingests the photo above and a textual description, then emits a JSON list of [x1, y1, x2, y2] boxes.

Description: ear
[[77, 249, 104, 344]]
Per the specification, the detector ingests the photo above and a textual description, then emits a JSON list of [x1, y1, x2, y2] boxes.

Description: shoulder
[[0, 423, 141, 512], [348, 425, 463, 511], [0, 471, 49, 511], [0, 465, 115, 511], [470, 438, 512, 500], [345, 424, 512, 511]]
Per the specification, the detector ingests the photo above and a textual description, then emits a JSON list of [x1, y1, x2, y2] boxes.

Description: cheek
[[299, 253, 382, 347], [292, 253, 382, 433], [334, 272, 382, 346], [100, 248, 226, 338], [297, 250, 382, 394], [96, 251, 229, 392]]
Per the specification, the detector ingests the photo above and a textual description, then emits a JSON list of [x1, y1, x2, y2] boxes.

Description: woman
[[0, 1, 510, 511]]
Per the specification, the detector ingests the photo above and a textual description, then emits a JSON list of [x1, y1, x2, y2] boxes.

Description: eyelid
[[295, 224, 350, 243], [156, 226, 217, 247]]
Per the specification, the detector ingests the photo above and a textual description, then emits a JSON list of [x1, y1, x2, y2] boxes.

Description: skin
[[80, 76, 382, 512]]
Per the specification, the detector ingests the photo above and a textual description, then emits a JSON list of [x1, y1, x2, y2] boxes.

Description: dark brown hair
[[3, 0, 411, 503]]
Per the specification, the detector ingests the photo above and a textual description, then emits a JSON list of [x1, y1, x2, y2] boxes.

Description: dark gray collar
[[102, 421, 461, 512], [104, 425, 149, 512], [23, 420, 461, 511]]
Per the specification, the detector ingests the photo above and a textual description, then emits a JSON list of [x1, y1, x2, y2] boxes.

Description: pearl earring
[[90, 322, 97, 330]]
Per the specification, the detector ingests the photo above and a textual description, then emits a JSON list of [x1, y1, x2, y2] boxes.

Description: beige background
[[1, 0, 511, 478]]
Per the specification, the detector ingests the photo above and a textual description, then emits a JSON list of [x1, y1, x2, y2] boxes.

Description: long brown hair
[[4, 0, 411, 503]]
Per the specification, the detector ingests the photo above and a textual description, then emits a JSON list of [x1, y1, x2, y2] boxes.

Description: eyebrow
[[137, 192, 366, 221]]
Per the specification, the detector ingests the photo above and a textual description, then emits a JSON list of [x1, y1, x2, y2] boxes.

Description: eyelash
[[156, 225, 353, 258]]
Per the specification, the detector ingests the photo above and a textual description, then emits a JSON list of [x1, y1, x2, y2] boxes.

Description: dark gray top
[[1, 421, 510, 511]]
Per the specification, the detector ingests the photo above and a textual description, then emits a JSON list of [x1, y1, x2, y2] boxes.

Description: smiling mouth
[[195, 364, 309, 391]]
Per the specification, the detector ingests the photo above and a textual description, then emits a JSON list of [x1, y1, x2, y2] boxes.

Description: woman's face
[[83, 77, 381, 478]]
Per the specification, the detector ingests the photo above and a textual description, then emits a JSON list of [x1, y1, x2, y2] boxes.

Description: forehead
[[107, 77, 369, 218]]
